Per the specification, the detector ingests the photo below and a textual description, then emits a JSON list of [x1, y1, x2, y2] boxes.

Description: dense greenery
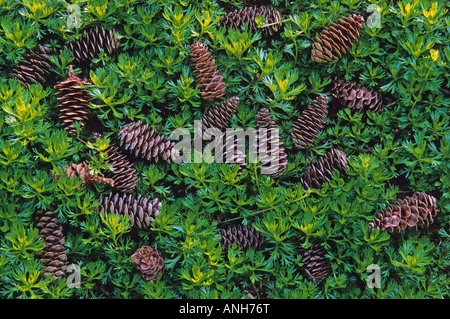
[[0, 0, 449, 299]]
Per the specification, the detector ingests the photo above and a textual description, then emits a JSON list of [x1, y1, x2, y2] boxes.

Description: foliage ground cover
[[0, 0, 449, 299]]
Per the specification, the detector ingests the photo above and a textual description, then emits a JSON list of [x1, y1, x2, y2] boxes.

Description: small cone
[[190, 42, 226, 101], [311, 14, 365, 63], [63, 162, 115, 188], [255, 108, 288, 178], [256, 107, 276, 128], [131, 245, 164, 281], [217, 132, 247, 177]]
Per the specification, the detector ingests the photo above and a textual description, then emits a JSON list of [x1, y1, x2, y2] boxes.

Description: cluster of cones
[[189, 41, 288, 179], [13, 5, 441, 287], [210, 6, 334, 279], [10, 26, 166, 281], [218, 223, 331, 286], [210, 7, 440, 288]]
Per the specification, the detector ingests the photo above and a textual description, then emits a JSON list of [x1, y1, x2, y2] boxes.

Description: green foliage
[[0, 0, 448, 300]]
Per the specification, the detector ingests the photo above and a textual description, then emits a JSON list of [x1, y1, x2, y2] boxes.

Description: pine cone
[[369, 192, 438, 233], [190, 42, 226, 101], [244, 278, 272, 299], [291, 95, 328, 150], [119, 121, 178, 163], [131, 245, 164, 281], [54, 66, 91, 136], [255, 108, 288, 178], [218, 5, 282, 36], [301, 148, 348, 190], [217, 132, 247, 177], [200, 96, 240, 138], [35, 210, 68, 280], [331, 78, 383, 113], [299, 242, 330, 284], [311, 14, 365, 63], [98, 192, 161, 229], [91, 132, 138, 193], [66, 26, 119, 64], [64, 162, 115, 187], [219, 224, 264, 250], [256, 107, 276, 128], [12, 45, 53, 87]]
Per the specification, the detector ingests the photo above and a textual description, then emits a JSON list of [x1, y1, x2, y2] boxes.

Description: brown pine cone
[[63, 162, 115, 187], [255, 108, 288, 178], [299, 242, 330, 285], [331, 78, 383, 113], [369, 192, 438, 232], [218, 5, 282, 36], [12, 45, 53, 87], [131, 245, 164, 281], [35, 210, 68, 280], [219, 223, 264, 250], [66, 26, 119, 64], [91, 132, 138, 193], [54, 66, 91, 136], [119, 121, 178, 163], [200, 96, 240, 138], [311, 14, 365, 63], [256, 107, 276, 128], [98, 192, 162, 229], [301, 148, 348, 190], [190, 42, 226, 101], [217, 131, 247, 177], [291, 95, 328, 150]]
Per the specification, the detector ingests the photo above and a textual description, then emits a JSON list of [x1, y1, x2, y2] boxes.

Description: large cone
[[66, 26, 119, 64], [54, 66, 91, 136], [331, 78, 383, 113], [311, 14, 365, 63], [35, 210, 68, 280], [189, 42, 226, 101], [118, 121, 178, 163], [98, 192, 161, 229], [12, 45, 53, 87], [219, 223, 264, 250], [255, 107, 288, 178], [369, 192, 438, 232]]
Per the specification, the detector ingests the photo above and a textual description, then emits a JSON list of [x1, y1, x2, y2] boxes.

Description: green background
[[0, 0, 448, 298]]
